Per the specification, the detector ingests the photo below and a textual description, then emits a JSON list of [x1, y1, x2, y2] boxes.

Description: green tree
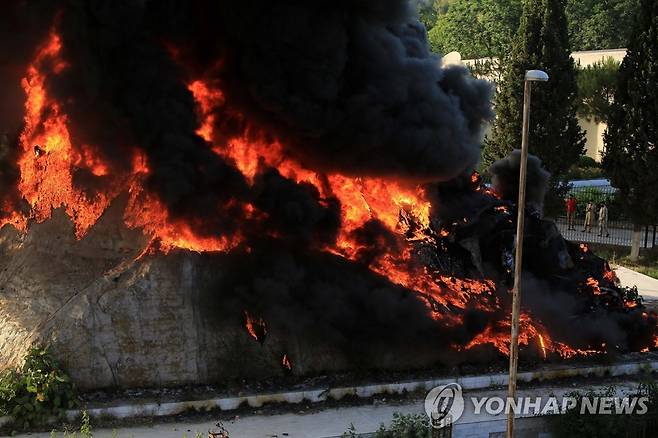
[[576, 57, 620, 123], [427, 0, 522, 58], [566, 0, 640, 51], [602, 0, 658, 226], [485, 0, 586, 212], [485, 0, 586, 170], [416, 0, 453, 30], [426, 0, 640, 60]]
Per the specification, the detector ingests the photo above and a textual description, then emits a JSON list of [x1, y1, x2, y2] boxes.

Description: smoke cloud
[[489, 150, 550, 212], [1, 2, 654, 371], [0, 0, 493, 239]]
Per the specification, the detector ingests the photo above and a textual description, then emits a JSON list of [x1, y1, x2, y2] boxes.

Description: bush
[[573, 188, 609, 206], [567, 166, 605, 181], [343, 413, 433, 438], [0, 346, 78, 431], [578, 156, 599, 169], [549, 387, 628, 438], [565, 156, 606, 181], [549, 381, 658, 438], [564, 156, 605, 181]]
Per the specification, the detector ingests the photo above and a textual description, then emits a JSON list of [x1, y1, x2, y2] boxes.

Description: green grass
[[588, 244, 658, 280], [618, 256, 658, 279]]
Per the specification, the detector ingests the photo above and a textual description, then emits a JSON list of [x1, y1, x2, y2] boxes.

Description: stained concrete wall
[[0, 200, 269, 389], [0, 199, 452, 390]]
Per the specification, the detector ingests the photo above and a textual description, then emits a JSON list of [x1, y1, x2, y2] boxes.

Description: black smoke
[[3, 1, 654, 374], [423, 161, 657, 355], [250, 167, 341, 245], [426, 172, 494, 225], [489, 150, 550, 213], [151, 0, 494, 180], [0, 0, 493, 241], [199, 241, 453, 369]]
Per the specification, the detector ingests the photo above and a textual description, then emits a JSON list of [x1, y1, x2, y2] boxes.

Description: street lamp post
[[506, 69, 549, 438]]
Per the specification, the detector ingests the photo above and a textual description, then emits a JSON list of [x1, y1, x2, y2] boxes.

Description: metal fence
[[552, 184, 657, 249]]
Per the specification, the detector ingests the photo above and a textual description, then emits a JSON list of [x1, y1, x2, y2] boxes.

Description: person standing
[[565, 195, 577, 230], [582, 202, 594, 233], [598, 203, 609, 237]]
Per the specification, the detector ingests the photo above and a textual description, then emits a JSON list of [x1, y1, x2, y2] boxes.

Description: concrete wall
[[0, 199, 455, 390]]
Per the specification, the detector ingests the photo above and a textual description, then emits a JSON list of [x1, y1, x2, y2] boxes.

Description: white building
[[444, 49, 627, 162]]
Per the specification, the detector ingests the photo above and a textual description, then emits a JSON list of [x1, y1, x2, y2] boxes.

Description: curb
[[2, 359, 657, 426]]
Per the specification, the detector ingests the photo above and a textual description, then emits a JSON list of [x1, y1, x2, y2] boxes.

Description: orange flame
[[538, 334, 547, 359], [625, 300, 639, 309], [188, 80, 224, 142], [9, 33, 243, 253], [461, 313, 604, 359], [17, 33, 116, 238], [586, 277, 602, 295], [281, 354, 292, 371], [6, 34, 655, 360], [603, 267, 617, 283], [244, 311, 267, 342]]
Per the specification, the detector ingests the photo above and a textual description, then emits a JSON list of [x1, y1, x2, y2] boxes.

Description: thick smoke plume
[[200, 241, 452, 368], [489, 150, 550, 212], [155, 0, 493, 179], [2, 1, 655, 376], [0, 0, 493, 238]]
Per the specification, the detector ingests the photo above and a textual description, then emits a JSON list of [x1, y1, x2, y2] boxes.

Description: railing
[[556, 217, 656, 248], [551, 184, 657, 248]]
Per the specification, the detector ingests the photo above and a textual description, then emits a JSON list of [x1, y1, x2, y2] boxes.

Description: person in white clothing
[[598, 203, 609, 237], [582, 202, 594, 233]]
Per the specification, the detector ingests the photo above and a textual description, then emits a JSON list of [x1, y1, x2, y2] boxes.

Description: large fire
[[2, 32, 654, 363], [15, 33, 112, 237]]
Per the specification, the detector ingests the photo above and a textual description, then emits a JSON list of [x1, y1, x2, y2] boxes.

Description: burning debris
[[208, 422, 230, 438], [0, 0, 656, 386], [244, 311, 267, 344], [281, 354, 292, 372]]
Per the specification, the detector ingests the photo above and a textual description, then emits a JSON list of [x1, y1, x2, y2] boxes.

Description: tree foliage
[[416, 0, 451, 30], [576, 57, 620, 123], [603, 0, 658, 225], [485, 0, 586, 181], [426, 0, 522, 58], [566, 0, 640, 51], [424, 0, 640, 59]]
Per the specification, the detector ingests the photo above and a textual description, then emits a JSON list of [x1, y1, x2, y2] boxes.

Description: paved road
[[17, 384, 640, 438]]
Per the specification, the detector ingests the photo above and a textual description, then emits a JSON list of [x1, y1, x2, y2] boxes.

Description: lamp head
[[525, 70, 549, 82]]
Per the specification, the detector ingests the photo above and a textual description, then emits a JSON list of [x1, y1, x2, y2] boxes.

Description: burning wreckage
[[0, 1, 656, 389]]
